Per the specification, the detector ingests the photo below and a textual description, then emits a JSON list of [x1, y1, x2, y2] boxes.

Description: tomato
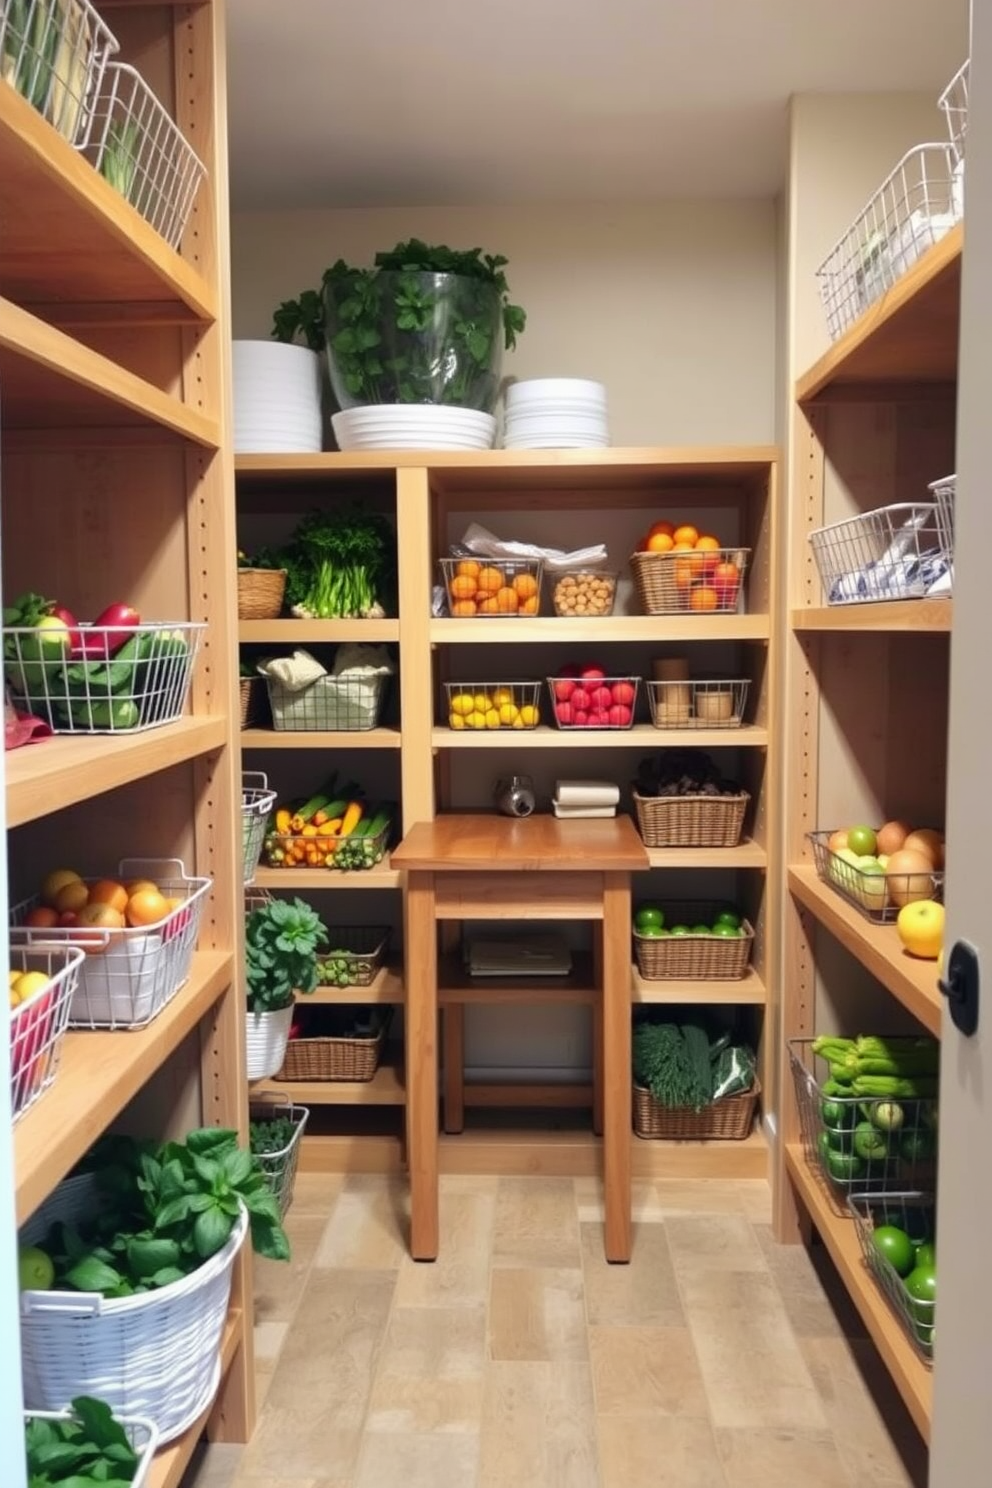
[[904, 1264, 937, 1344], [553, 679, 575, 702], [871, 1224, 915, 1277], [610, 681, 636, 707]]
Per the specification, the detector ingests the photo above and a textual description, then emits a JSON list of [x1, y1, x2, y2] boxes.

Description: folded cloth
[[5, 692, 52, 750], [331, 643, 394, 678], [258, 650, 327, 692]]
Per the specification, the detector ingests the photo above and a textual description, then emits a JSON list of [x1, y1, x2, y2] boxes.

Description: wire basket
[[630, 548, 748, 615], [808, 503, 947, 605], [263, 814, 391, 872], [317, 927, 389, 988], [547, 675, 639, 729], [847, 1191, 936, 1363], [439, 556, 543, 618], [20, 1173, 247, 1443], [633, 904, 754, 980], [550, 569, 618, 617], [939, 59, 969, 160], [647, 678, 750, 730], [237, 567, 286, 620], [929, 474, 956, 568], [249, 1097, 310, 1218], [265, 672, 388, 731], [817, 143, 961, 342], [24, 1407, 159, 1488], [633, 1078, 760, 1141], [9, 940, 84, 1122], [12, 858, 211, 1029], [789, 1039, 938, 1210], [276, 1007, 391, 1083], [243, 770, 277, 885], [82, 61, 205, 249], [632, 788, 749, 849], [444, 680, 542, 731], [808, 830, 943, 924], [0, 0, 117, 143], [3, 621, 203, 733]]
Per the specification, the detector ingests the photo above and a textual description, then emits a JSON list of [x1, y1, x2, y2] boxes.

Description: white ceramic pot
[[232, 340, 322, 454], [245, 1004, 294, 1081]]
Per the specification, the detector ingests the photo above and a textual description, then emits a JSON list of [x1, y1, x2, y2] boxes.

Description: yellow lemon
[[465, 711, 487, 730], [518, 704, 540, 727], [491, 687, 515, 708], [9, 968, 22, 987], [472, 693, 491, 713], [484, 708, 502, 729], [448, 712, 466, 730], [450, 692, 475, 717], [512, 716, 526, 729], [498, 702, 520, 726], [13, 971, 50, 1004]]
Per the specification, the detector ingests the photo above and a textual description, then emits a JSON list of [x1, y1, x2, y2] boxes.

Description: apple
[[885, 849, 936, 908], [829, 847, 862, 892], [877, 820, 911, 856], [609, 704, 632, 727], [827, 829, 849, 854], [570, 686, 591, 711], [847, 825, 877, 857], [586, 710, 609, 727], [581, 665, 606, 682], [711, 561, 740, 599], [903, 829, 945, 870], [590, 685, 613, 711], [855, 860, 888, 912], [555, 702, 573, 726], [572, 709, 589, 727], [553, 678, 575, 702], [610, 680, 636, 707], [877, 854, 890, 868], [896, 900, 945, 959]]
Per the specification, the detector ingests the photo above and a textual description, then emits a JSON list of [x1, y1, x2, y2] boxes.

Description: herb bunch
[[245, 896, 328, 1013], [25, 1396, 142, 1487]]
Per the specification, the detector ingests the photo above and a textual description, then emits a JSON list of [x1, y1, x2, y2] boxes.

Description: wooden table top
[[391, 813, 650, 872]]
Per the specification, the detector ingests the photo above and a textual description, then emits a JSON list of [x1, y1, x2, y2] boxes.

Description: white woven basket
[[246, 1004, 293, 1081], [20, 1173, 247, 1443], [24, 1408, 159, 1488]]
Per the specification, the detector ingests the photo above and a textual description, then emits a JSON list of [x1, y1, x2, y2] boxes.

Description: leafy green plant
[[282, 505, 394, 619], [34, 1129, 289, 1301], [99, 120, 140, 202], [245, 896, 328, 1013], [249, 1111, 300, 1156], [25, 1396, 142, 1486]]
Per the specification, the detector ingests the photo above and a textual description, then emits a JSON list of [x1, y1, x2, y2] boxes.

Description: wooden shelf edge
[[251, 862, 402, 890], [14, 951, 234, 1223], [788, 866, 941, 1037], [238, 618, 400, 643], [430, 615, 772, 643], [6, 715, 228, 828], [785, 1145, 931, 1442], [792, 601, 952, 634], [303, 964, 404, 1005], [146, 1309, 243, 1488], [431, 724, 769, 749], [644, 839, 767, 869], [632, 965, 767, 1005], [235, 445, 780, 477], [241, 727, 402, 749], [251, 1058, 405, 1106]]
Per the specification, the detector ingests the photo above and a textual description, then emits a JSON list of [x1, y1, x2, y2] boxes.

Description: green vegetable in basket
[[334, 806, 392, 871], [249, 1113, 300, 1156], [100, 119, 140, 202], [245, 896, 329, 1012], [275, 505, 394, 619], [58, 697, 140, 730], [25, 1394, 142, 1486], [632, 1021, 713, 1111], [824, 1147, 864, 1183], [853, 1120, 889, 1164]]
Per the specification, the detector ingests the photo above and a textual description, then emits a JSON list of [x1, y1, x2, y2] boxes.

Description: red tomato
[[570, 686, 591, 711], [609, 704, 632, 727], [555, 702, 573, 726], [581, 665, 606, 681], [572, 709, 589, 727], [590, 685, 613, 711], [610, 681, 635, 707], [553, 678, 575, 702]]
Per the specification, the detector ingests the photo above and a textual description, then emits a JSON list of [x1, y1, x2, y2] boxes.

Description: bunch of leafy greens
[[274, 505, 394, 620], [633, 1021, 715, 1111], [249, 1111, 301, 1156], [39, 1129, 289, 1299], [25, 1396, 142, 1487], [245, 896, 328, 1013]]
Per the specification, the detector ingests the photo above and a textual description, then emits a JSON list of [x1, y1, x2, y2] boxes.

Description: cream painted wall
[[231, 201, 779, 446]]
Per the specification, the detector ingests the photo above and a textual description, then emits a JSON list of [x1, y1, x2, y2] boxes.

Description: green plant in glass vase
[[245, 897, 328, 1014]]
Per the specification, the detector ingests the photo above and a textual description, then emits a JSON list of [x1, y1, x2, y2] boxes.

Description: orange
[[674, 558, 695, 589], [671, 541, 695, 552], [125, 879, 159, 897], [88, 879, 128, 915], [646, 531, 675, 553], [520, 595, 539, 614], [689, 586, 719, 611], [449, 574, 477, 601], [125, 888, 171, 927], [451, 599, 477, 617], [478, 596, 500, 614], [494, 586, 519, 613], [649, 520, 675, 538], [475, 566, 505, 594], [695, 535, 721, 552], [673, 524, 699, 547], [455, 559, 481, 579], [512, 572, 538, 599], [54, 880, 90, 914]]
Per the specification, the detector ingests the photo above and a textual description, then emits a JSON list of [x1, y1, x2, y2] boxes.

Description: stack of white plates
[[332, 404, 497, 452], [503, 379, 609, 449], [233, 341, 323, 454]]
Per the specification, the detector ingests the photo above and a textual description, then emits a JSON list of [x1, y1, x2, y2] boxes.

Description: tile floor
[[183, 1171, 928, 1488]]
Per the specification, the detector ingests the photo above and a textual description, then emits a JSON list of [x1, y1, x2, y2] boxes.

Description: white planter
[[232, 340, 322, 454], [245, 1004, 294, 1081]]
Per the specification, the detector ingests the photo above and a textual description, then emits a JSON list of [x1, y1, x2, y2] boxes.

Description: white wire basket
[[12, 858, 212, 1029], [0, 0, 117, 144], [9, 940, 84, 1122], [24, 1406, 159, 1488], [939, 59, 969, 160], [929, 474, 956, 571], [647, 678, 750, 730], [817, 143, 962, 342], [847, 1191, 936, 1364], [249, 1097, 310, 1218], [243, 770, 277, 885], [20, 1172, 247, 1443], [808, 502, 948, 605], [82, 61, 206, 249], [265, 672, 389, 732], [807, 831, 943, 924], [3, 620, 204, 733]]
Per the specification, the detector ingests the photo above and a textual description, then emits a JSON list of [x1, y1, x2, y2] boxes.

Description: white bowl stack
[[332, 404, 497, 452], [233, 341, 323, 454], [502, 379, 609, 449]]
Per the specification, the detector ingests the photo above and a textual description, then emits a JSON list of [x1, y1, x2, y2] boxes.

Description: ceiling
[[226, 0, 968, 211]]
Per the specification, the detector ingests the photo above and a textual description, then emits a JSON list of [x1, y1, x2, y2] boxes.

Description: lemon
[[491, 687, 515, 707], [498, 703, 520, 726], [465, 711, 487, 730], [512, 716, 525, 729], [484, 708, 502, 729], [450, 692, 475, 717], [472, 693, 491, 713], [518, 704, 540, 727], [13, 971, 50, 1005], [448, 713, 466, 730], [9, 968, 22, 987]]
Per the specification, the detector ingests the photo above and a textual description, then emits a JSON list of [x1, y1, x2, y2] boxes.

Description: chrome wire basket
[[0, 0, 117, 143], [808, 503, 947, 606]]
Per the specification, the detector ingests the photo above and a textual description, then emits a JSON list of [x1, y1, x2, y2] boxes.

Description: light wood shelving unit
[[237, 447, 779, 1176], [779, 229, 961, 1445], [3, 2, 253, 1477]]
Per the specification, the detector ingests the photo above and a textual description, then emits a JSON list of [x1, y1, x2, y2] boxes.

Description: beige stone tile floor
[[182, 1171, 928, 1488]]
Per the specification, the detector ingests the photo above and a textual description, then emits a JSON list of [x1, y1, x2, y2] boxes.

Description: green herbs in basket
[[633, 1018, 756, 1110], [25, 1396, 143, 1486], [99, 120, 140, 202], [28, 1128, 290, 1300], [249, 1111, 300, 1157]]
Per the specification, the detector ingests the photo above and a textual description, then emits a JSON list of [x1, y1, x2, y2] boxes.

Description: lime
[[914, 1240, 936, 1270], [669, 925, 690, 937], [711, 923, 741, 938], [637, 925, 665, 938], [714, 909, 741, 929], [634, 906, 664, 931], [690, 923, 711, 935], [18, 1245, 55, 1291], [871, 1225, 915, 1277]]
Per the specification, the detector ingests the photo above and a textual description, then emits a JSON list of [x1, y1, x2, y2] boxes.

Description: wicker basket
[[633, 1078, 760, 1140], [632, 789, 749, 848], [239, 676, 265, 728], [275, 1010, 391, 1082], [237, 568, 286, 620], [631, 548, 749, 615], [634, 905, 754, 980]]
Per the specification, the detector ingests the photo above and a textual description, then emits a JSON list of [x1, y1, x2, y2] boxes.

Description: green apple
[[634, 906, 664, 932], [637, 924, 666, 938], [856, 861, 888, 912], [690, 923, 711, 935], [714, 909, 741, 929], [18, 1245, 54, 1291], [712, 922, 741, 937], [669, 925, 690, 936], [847, 824, 878, 857]]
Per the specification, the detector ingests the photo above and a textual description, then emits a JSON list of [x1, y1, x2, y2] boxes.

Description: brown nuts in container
[[552, 570, 617, 617]]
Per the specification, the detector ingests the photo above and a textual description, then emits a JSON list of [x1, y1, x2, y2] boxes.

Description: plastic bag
[[711, 1043, 756, 1102], [454, 521, 608, 573]]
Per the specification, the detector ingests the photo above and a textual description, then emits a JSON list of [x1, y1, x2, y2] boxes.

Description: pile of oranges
[[24, 868, 183, 946], [445, 560, 540, 617], [634, 521, 741, 612]]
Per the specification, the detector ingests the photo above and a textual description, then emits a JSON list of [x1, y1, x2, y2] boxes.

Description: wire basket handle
[[242, 771, 270, 792], [118, 857, 191, 882]]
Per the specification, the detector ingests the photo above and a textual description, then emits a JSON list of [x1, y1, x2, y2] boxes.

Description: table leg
[[443, 1004, 466, 1133], [602, 871, 632, 1263], [591, 925, 604, 1137], [405, 870, 439, 1259]]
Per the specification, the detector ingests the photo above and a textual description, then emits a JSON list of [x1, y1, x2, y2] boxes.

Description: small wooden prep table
[[391, 812, 649, 1263]]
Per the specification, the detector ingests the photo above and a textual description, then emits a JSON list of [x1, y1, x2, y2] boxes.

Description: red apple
[[572, 709, 589, 726], [712, 561, 740, 600], [609, 704, 632, 727], [581, 665, 605, 681], [590, 685, 613, 711], [586, 710, 608, 727], [555, 702, 573, 726], [553, 678, 576, 702], [610, 680, 635, 707], [570, 686, 591, 711]]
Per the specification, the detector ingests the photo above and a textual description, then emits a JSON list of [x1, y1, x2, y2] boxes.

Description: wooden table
[[391, 813, 649, 1263]]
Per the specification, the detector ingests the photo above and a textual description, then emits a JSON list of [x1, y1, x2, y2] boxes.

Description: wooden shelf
[[252, 861, 401, 890], [644, 839, 767, 870], [305, 964, 404, 1005], [239, 618, 400, 643], [252, 1059, 405, 1105], [632, 965, 767, 1005], [0, 80, 215, 320], [438, 951, 596, 1005], [796, 224, 962, 402], [785, 1144, 932, 1442], [431, 615, 771, 644], [241, 727, 402, 750], [0, 296, 220, 443], [14, 951, 233, 1223], [432, 723, 769, 749], [792, 601, 952, 633], [789, 866, 942, 1037], [6, 716, 227, 828], [146, 1311, 242, 1488]]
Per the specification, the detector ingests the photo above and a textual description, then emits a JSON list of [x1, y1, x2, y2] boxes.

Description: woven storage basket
[[634, 908, 754, 980], [20, 1174, 247, 1444], [276, 1014, 389, 1082], [237, 568, 286, 620], [633, 1078, 760, 1140], [632, 790, 749, 848], [24, 1409, 159, 1488], [239, 676, 266, 728], [631, 548, 749, 615], [265, 673, 388, 731]]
